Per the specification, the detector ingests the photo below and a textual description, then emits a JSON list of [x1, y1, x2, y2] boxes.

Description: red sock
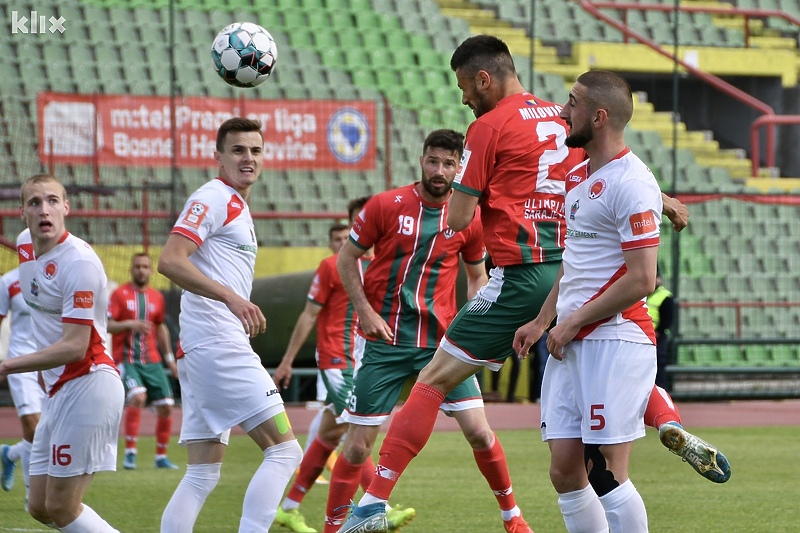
[[369, 382, 444, 500], [324, 454, 365, 533], [155, 415, 172, 456], [644, 385, 682, 429], [287, 437, 336, 502], [473, 434, 516, 511], [360, 456, 376, 491], [125, 406, 141, 451]]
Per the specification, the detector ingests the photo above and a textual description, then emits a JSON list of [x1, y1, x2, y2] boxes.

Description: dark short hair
[[575, 70, 633, 129], [347, 195, 372, 222], [422, 129, 464, 158], [216, 117, 263, 152], [328, 222, 349, 240], [450, 35, 516, 80]]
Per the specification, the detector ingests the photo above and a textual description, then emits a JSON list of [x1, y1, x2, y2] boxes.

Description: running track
[[1, 400, 798, 439]]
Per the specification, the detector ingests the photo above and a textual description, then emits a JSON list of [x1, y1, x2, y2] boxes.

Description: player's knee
[[157, 404, 173, 418], [43, 497, 80, 526], [129, 393, 146, 408], [27, 500, 50, 525], [463, 425, 494, 450], [183, 463, 222, 497], [342, 438, 371, 465], [584, 444, 620, 497]]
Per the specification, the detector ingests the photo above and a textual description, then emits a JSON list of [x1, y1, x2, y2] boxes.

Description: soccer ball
[[211, 22, 278, 88]]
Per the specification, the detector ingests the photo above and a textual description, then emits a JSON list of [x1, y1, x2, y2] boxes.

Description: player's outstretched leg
[[659, 422, 731, 483], [1, 444, 17, 491]]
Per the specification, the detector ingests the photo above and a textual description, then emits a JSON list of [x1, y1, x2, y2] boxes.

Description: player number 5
[[590, 404, 606, 430]]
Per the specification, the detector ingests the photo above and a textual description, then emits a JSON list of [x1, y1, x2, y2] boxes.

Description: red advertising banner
[[38, 93, 376, 170]]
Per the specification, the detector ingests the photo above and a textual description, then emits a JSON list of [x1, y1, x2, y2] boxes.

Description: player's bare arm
[[107, 318, 151, 335], [273, 300, 321, 389], [156, 322, 178, 377], [514, 264, 564, 359], [0, 321, 92, 379], [661, 192, 688, 232], [447, 189, 479, 232], [337, 240, 393, 341], [547, 245, 659, 360], [464, 261, 488, 300], [158, 232, 266, 337]]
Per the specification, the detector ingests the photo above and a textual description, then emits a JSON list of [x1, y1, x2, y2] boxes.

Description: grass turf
[[1, 426, 799, 532]]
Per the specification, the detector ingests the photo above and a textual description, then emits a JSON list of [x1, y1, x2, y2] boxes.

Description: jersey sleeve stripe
[[452, 182, 482, 197], [621, 237, 659, 250], [62, 317, 93, 325], [171, 227, 203, 247]]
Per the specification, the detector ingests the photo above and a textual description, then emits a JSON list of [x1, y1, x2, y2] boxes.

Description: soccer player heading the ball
[[158, 117, 303, 533]]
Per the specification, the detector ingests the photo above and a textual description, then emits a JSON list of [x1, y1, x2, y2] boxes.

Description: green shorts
[[319, 366, 355, 416], [339, 341, 483, 426], [122, 362, 174, 406], [442, 262, 560, 371]]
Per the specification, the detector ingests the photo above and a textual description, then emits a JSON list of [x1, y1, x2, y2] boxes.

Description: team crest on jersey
[[588, 179, 606, 200], [30, 278, 39, 297], [182, 201, 209, 230], [570, 199, 580, 220], [443, 227, 455, 239], [43, 261, 58, 280]]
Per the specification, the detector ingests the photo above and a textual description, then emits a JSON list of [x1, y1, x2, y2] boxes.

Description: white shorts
[[540, 339, 655, 445], [29, 368, 124, 477], [8, 370, 46, 417], [178, 340, 285, 444]]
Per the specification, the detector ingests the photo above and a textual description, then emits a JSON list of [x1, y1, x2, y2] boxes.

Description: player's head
[[562, 70, 633, 149], [450, 35, 517, 118], [419, 129, 464, 202], [328, 222, 349, 253], [20, 174, 69, 254], [214, 117, 264, 195], [130, 252, 152, 288], [347, 195, 371, 223]]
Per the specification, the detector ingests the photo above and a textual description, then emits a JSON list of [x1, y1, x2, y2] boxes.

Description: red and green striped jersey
[[453, 92, 586, 266], [349, 183, 485, 348], [308, 253, 370, 370], [108, 283, 166, 365]]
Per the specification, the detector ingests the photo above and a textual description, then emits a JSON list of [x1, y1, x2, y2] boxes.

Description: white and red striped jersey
[[16, 229, 115, 396], [0, 268, 37, 358], [557, 149, 662, 344], [170, 178, 257, 352]]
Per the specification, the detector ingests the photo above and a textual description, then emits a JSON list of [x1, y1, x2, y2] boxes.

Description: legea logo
[[10, 11, 66, 34]]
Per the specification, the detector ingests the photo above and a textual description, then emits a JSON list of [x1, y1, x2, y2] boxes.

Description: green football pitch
[[2, 427, 798, 532]]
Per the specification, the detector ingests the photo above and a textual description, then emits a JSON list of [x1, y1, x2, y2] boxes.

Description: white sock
[[161, 463, 222, 533], [500, 505, 521, 522], [358, 493, 386, 508], [282, 498, 300, 511], [599, 479, 648, 532], [19, 440, 32, 490], [59, 504, 119, 532], [558, 484, 608, 533], [6, 439, 25, 462], [239, 440, 303, 533], [305, 408, 325, 453]]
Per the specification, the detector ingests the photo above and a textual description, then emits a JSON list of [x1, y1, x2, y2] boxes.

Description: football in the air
[[211, 22, 278, 88]]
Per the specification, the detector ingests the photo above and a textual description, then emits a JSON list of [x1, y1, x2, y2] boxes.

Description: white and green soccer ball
[[211, 22, 278, 88]]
